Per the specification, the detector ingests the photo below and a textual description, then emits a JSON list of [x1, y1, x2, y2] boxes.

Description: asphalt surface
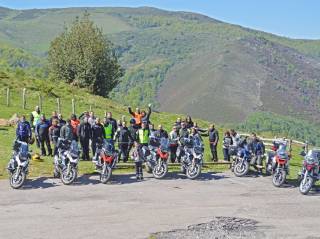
[[0, 171, 319, 239]]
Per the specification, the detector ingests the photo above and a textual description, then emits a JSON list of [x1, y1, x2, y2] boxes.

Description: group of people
[[15, 104, 265, 178]]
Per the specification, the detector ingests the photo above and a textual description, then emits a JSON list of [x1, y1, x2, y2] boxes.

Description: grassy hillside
[[0, 7, 320, 124], [0, 68, 307, 182]]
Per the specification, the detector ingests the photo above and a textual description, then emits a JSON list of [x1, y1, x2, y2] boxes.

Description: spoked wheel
[[61, 166, 77, 185], [10, 168, 26, 189], [234, 160, 249, 177], [100, 163, 112, 184], [186, 163, 201, 179], [153, 162, 168, 179], [272, 169, 286, 187], [299, 175, 314, 195]]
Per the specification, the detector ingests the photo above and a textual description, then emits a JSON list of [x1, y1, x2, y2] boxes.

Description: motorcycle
[[180, 136, 204, 179], [152, 138, 170, 179], [298, 148, 320, 195], [232, 145, 252, 177], [142, 136, 158, 173], [7, 140, 31, 189], [272, 144, 290, 187], [54, 138, 80, 185], [94, 140, 119, 183]]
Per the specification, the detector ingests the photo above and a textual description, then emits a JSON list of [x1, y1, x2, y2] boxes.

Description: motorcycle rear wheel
[[100, 164, 112, 184], [61, 167, 77, 185], [299, 175, 314, 195], [153, 162, 168, 179], [234, 160, 249, 177], [272, 169, 286, 187], [10, 169, 26, 189]]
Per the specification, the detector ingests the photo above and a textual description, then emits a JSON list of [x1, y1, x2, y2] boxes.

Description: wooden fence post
[[22, 88, 26, 109], [6, 88, 10, 107], [89, 104, 92, 111], [38, 93, 43, 112], [72, 98, 75, 114], [56, 98, 61, 114]]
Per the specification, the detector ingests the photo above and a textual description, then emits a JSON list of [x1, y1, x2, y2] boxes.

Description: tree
[[48, 13, 123, 96]]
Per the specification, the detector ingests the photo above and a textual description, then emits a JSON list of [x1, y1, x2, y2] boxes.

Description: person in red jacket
[[70, 114, 80, 141]]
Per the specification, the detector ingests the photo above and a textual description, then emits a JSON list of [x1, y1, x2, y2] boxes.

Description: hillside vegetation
[[0, 7, 320, 124]]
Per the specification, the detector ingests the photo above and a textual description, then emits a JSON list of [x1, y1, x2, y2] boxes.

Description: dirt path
[[0, 172, 319, 239]]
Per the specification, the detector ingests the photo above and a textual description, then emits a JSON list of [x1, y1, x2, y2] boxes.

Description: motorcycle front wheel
[[234, 160, 249, 177], [186, 163, 201, 179], [10, 168, 26, 189], [272, 169, 286, 187], [153, 162, 168, 179], [299, 175, 314, 195], [100, 163, 112, 184], [61, 166, 77, 185]]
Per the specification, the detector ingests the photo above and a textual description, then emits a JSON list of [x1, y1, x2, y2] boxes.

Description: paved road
[[0, 171, 319, 239]]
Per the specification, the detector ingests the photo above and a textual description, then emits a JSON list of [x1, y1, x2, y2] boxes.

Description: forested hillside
[[0, 6, 320, 126]]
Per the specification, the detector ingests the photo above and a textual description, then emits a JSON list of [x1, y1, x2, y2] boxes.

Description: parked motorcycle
[[93, 140, 119, 183], [180, 136, 204, 179], [152, 138, 170, 179], [272, 144, 290, 187], [54, 138, 80, 185], [232, 144, 252, 177], [298, 148, 320, 195], [7, 140, 31, 189]]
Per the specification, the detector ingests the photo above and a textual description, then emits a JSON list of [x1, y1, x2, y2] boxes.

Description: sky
[[0, 0, 319, 39]]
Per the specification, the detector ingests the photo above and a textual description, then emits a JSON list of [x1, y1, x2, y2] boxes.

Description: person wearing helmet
[[16, 115, 32, 143], [35, 114, 52, 156]]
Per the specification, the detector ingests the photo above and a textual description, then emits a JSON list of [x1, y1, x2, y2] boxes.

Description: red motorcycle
[[94, 140, 118, 184], [152, 138, 169, 179], [272, 144, 290, 187]]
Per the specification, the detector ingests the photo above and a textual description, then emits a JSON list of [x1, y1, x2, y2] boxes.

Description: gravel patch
[[151, 217, 265, 239]]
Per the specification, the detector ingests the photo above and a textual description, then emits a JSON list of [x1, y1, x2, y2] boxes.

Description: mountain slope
[[0, 7, 320, 124]]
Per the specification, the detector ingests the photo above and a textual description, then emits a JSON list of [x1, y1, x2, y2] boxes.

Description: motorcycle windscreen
[[70, 140, 79, 156], [19, 142, 29, 159], [159, 138, 170, 152]]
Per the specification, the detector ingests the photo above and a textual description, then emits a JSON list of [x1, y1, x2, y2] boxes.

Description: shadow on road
[[23, 177, 58, 189]]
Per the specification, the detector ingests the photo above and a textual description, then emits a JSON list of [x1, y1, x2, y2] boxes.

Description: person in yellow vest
[[136, 122, 150, 147], [30, 106, 41, 128], [103, 117, 116, 152], [30, 105, 42, 148]]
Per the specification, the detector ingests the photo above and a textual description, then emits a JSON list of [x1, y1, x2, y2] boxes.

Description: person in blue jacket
[[35, 114, 52, 156], [16, 115, 32, 143]]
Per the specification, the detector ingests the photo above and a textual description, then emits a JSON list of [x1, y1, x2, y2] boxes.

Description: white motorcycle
[[7, 140, 31, 189], [54, 138, 80, 185], [180, 136, 204, 179]]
